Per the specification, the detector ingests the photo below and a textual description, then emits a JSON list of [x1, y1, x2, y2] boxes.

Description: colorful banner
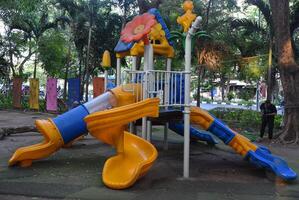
[[46, 78, 57, 112], [29, 78, 39, 110], [12, 77, 22, 108], [93, 77, 105, 98], [68, 78, 81, 108]]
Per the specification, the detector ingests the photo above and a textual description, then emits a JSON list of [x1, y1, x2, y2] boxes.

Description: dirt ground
[[0, 110, 299, 200]]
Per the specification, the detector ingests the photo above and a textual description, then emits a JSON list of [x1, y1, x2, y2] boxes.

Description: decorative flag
[[93, 77, 105, 98], [46, 78, 57, 112], [12, 77, 22, 108], [29, 78, 39, 110], [68, 78, 81, 108]]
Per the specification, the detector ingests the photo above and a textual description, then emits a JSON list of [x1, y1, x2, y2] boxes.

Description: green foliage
[[38, 31, 68, 77], [210, 107, 282, 138], [201, 97, 212, 103], [0, 93, 13, 109], [238, 89, 255, 101], [227, 91, 235, 101], [0, 93, 49, 112], [239, 56, 268, 82]]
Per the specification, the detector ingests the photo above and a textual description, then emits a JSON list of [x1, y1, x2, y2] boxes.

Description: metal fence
[[121, 70, 190, 107]]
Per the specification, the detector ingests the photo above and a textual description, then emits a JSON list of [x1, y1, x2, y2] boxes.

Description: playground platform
[[0, 110, 299, 200]]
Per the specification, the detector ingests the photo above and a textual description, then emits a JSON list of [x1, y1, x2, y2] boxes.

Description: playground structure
[[8, 0, 297, 190]]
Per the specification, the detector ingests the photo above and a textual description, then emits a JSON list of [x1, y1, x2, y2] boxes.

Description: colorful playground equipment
[[9, 0, 296, 190]]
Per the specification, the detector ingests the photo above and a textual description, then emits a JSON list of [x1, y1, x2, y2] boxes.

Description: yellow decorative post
[[101, 50, 111, 90], [177, 0, 197, 32], [102, 50, 111, 68]]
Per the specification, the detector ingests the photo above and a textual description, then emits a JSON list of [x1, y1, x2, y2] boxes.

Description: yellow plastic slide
[[85, 98, 160, 189], [8, 84, 142, 167]]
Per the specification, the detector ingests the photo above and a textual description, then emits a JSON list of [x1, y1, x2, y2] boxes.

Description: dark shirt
[[260, 103, 277, 119]]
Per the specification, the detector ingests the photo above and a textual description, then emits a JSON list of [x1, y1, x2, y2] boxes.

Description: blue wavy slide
[[168, 122, 218, 145]]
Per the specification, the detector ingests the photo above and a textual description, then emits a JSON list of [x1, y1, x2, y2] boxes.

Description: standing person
[[260, 100, 277, 140]]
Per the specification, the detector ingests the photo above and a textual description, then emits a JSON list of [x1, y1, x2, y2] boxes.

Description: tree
[[230, 0, 276, 100], [137, 0, 162, 14], [0, 29, 34, 78], [232, 0, 299, 102], [0, 0, 67, 78], [38, 30, 69, 78], [269, 0, 299, 144], [197, 41, 235, 101], [57, 0, 124, 100]]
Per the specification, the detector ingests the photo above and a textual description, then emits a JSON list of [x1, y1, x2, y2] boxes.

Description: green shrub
[[0, 93, 13, 108], [0, 93, 47, 112], [238, 90, 255, 101], [227, 92, 235, 101], [210, 107, 282, 131], [201, 97, 212, 103]]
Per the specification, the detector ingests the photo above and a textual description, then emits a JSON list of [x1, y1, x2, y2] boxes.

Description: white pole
[[104, 70, 108, 91], [116, 58, 121, 86], [132, 56, 137, 71], [146, 44, 154, 141], [146, 120, 152, 141], [164, 58, 172, 150], [256, 79, 260, 111], [142, 45, 150, 139], [130, 56, 138, 134], [132, 56, 137, 83], [183, 16, 202, 178], [165, 58, 172, 105], [148, 44, 154, 70]]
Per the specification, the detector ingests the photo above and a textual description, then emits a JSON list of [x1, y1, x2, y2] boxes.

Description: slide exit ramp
[[190, 107, 297, 181]]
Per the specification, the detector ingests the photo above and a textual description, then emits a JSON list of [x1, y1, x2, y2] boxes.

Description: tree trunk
[[221, 81, 225, 101], [63, 64, 69, 101], [78, 52, 83, 100], [266, 66, 277, 101], [8, 32, 15, 77], [33, 53, 37, 79], [266, 42, 276, 101], [269, 0, 299, 144], [226, 74, 231, 99], [85, 6, 93, 102], [63, 44, 72, 101]]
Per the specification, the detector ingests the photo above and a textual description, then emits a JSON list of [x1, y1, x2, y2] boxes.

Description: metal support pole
[[146, 44, 154, 141], [164, 58, 172, 106], [146, 120, 152, 141], [142, 117, 147, 139], [132, 56, 137, 83], [132, 56, 137, 71], [183, 16, 202, 178], [163, 58, 172, 150], [130, 56, 138, 134], [116, 58, 121, 86], [104, 70, 108, 91], [142, 45, 150, 139], [148, 45, 154, 70]]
